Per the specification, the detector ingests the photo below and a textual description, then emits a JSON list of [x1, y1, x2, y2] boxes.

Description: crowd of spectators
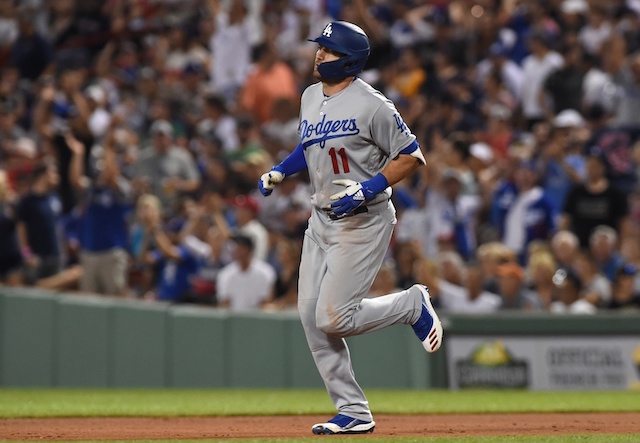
[[1, 0, 640, 314]]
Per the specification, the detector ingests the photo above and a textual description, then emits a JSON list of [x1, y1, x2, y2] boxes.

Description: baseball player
[[258, 21, 443, 435]]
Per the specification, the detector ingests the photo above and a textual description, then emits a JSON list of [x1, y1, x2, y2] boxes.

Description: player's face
[[313, 45, 343, 79]]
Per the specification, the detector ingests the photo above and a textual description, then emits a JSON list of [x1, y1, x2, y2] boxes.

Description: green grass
[[0, 389, 639, 418]]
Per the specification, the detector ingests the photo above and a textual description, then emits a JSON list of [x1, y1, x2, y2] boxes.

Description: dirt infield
[[1, 413, 639, 440]]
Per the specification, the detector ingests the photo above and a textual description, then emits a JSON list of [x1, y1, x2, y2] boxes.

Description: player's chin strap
[[326, 173, 389, 219]]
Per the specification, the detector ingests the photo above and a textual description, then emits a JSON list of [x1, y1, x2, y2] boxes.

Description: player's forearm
[[380, 153, 422, 187], [276, 142, 307, 176]]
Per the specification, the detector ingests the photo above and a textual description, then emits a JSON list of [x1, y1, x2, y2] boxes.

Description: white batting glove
[[258, 168, 284, 196]]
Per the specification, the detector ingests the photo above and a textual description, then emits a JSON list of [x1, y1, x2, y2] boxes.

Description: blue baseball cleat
[[411, 285, 443, 353], [311, 414, 375, 435]]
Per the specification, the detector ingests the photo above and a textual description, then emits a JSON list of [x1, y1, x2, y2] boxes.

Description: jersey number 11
[[329, 147, 350, 174]]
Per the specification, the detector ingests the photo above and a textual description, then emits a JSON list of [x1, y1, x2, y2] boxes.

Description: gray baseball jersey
[[299, 78, 417, 210], [296, 77, 426, 422]]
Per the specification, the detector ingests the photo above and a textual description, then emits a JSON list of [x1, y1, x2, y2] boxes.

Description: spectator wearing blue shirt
[[499, 159, 558, 262], [67, 131, 132, 296], [16, 160, 63, 283], [138, 194, 208, 302]]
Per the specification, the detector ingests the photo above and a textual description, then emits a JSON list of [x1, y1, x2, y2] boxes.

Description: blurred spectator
[[368, 262, 400, 298], [579, 6, 612, 56], [216, 234, 276, 311], [499, 159, 558, 262], [9, 5, 53, 81], [525, 248, 557, 310], [551, 229, 580, 269], [230, 194, 269, 263], [432, 168, 481, 261], [476, 241, 514, 295], [442, 264, 501, 313], [67, 130, 131, 296], [562, 147, 629, 248], [240, 42, 298, 124], [197, 94, 238, 154], [589, 224, 627, 282], [574, 250, 612, 307], [496, 262, 544, 311], [549, 267, 596, 314], [542, 44, 586, 116], [131, 119, 201, 211], [0, 169, 22, 285], [137, 193, 209, 302], [267, 236, 302, 309], [16, 160, 63, 283], [608, 263, 640, 310], [521, 28, 564, 129]]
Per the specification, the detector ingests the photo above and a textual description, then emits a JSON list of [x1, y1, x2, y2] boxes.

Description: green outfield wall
[[1, 287, 639, 389]]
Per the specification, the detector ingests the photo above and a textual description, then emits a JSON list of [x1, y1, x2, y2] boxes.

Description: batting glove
[[327, 179, 369, 218], [258, 166, 285, 197]]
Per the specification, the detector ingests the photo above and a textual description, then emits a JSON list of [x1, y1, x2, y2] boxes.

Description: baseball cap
[[561, 0, 589, 14], [616, 263, 637, 278], [231, 194, 259, 215], [150, 119, 174, 137], [553, 109, 585, 128], [470, 142, 494, 164]]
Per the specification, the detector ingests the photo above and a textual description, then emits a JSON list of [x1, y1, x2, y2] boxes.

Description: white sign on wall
[[447, 336, 640, 390]]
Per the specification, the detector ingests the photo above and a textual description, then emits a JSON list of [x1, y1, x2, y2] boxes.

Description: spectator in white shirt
[[550, 268, 597, 314], [216, 234, 276, 311], [521, 29, 564, 129]]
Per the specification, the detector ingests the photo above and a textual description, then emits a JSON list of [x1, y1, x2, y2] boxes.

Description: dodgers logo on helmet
[[309, 21, 370, 80]]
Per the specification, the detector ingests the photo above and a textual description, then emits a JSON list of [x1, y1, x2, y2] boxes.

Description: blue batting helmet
[[309, 21, 370, 81]]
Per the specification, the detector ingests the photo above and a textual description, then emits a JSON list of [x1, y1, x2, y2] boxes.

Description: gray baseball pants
[[298, 201, 423, 421]]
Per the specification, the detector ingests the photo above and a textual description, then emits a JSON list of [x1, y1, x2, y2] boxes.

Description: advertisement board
[[447, 336, 640, 390]]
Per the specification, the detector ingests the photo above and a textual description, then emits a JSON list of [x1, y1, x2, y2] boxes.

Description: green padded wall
[[0, 288, 56, 386], [227, 312, 288, 388], [110, 300, 168, 387], [55, 294, 111, 387], [168, 306, 227, 387]]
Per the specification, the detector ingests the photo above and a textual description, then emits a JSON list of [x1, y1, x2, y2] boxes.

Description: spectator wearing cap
[[432, 168, 481, 261], [589, 225, 627, 282], [549, 268, 596, 314], [499, 159, 558, 262], [521, 28, 564, 130], [216, 234, 276, 311], [561, 147, 629, 248], [131, 119, 201, 212], [608, 264, 640, 310], [496, 261, 544, 311], [231, 194, 269, 262]]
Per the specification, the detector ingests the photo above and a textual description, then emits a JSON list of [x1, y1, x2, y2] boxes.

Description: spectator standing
[[16, 161, 63, 283], [67, 130, 131, 296], [521, 29, 564, 129], [131, 119, 201, 211], [562, 147, 629, 248], [216, 234, 276, 311]]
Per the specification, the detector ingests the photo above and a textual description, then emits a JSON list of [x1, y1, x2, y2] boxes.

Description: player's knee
[[316, 309, 353, 337]]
